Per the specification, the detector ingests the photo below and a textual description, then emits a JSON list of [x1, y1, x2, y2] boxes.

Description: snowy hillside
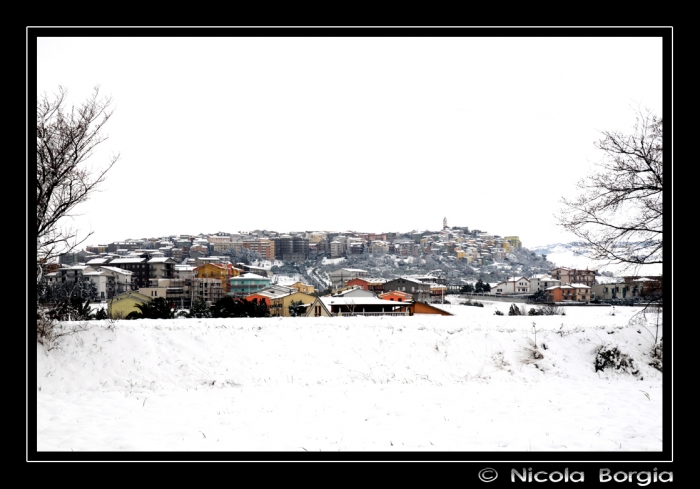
[[36, 300, 663, 453]]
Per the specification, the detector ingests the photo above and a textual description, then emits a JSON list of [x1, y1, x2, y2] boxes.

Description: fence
[[334, 311, 409, 317], [460, 293, 530, 304]]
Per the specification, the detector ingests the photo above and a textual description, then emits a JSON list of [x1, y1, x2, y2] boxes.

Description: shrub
[[594, 343, 641, 377], [539, 304, 565, 316], [649, 337, 663, 372], [508, 303, 522, 316], [125, 297, 175, 320], [494, 310, 504, 316]]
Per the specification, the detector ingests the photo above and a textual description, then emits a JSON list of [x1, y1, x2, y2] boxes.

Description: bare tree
[[36, 86, 120, 284], [557, 108, 662, 272]]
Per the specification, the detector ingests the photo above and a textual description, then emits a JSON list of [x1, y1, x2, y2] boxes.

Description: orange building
[[346, 277, 386, 294], [409, 302, 453, 316], [195, 262, 239, 294], [244, 292, 272, 306], [378, 290, 412, 302], [545, 284, 591, 303]]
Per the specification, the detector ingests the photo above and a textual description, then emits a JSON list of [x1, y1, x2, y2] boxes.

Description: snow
[[35, 299, 663, 455], [531, 243, 662, 277]]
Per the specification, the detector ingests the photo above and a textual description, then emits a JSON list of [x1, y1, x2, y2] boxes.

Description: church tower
[[443, 216, 448, 229]]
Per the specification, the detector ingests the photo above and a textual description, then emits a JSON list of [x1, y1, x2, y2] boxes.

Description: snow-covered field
[[35, 300, 664, 454]]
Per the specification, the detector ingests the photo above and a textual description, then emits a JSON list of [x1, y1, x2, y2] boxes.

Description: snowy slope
[[36, 302, 664, 452]]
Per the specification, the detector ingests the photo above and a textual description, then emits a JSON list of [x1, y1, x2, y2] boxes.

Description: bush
[[539, 304, 565, 316], [494, 310, 504, 316], [594, 343, 641, 377], [508, 303, 522, 316], [649, 337, 663, 372], [125, 297, 175, 320]]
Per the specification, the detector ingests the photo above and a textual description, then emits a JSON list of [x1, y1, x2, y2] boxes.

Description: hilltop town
[[37, 217, 662, 318]]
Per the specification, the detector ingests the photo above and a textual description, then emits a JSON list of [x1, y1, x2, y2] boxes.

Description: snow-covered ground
[[35, 300, 663, 454]]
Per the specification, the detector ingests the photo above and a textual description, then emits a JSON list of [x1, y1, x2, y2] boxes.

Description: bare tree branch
[[557, 108, 662, 273], [36, 85, 120, 282]]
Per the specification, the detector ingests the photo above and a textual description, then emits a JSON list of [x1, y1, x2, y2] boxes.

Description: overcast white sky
[[35, 31, 663, 249]]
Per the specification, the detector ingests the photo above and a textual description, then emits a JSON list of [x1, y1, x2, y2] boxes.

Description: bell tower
[[443, 216, 448, 229]]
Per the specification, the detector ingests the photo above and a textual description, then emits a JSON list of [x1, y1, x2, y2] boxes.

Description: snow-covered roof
[[231, 273, 268, 280], [349, 277, 387, 284], [109, 257, 146, 264], [507, 276, 529, 282], [82, 269, 104, 276], [174, 265, 195, 271], [320, 297, 409, 307], [546, 284, 590, 290], [98, 266, 133, 275], [148, 257, 172, 263]]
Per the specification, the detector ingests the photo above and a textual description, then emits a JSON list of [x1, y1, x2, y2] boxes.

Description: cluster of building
[[56, 218, 524, 268], [485, 267, 661, 304], [42, 255, 457, 319], [40, 217, 662, 318]]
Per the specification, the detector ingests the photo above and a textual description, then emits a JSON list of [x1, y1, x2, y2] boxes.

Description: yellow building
[[289, 282, 315, 294], [504, 236, 522, 249], [196, 262, 239, 294], [108, 291, 151, 319], [270, 291, 317, 317]]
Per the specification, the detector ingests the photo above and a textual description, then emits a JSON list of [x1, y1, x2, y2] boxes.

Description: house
[[235, 263, 269, 277], [330, 268, 369, 289], [410, 302, 453, 316], [289, 281, 315, 294], [147, 256, 177, 282], [139, 278, 192, 308], [383, 277, 431, 303], [315, 297, 410, 316], [429, 283, 448, 300], [269, 290, 317, 317], [330, 286, 376, 298], [491, 277, 531, 295], [229, 273, 272, 297], [193, 277, 226, 305], [83, 265, 135, 300], [378, 290, 412, 302], [108, 256, 149, 288], [305, 296, 334, 317], [590, 276, 662, 301], [550, 267, 596, 287], [49, 265, 90, 286], [345, 277, 386, 294], [545, 283, 591, 303], [529, 274, 561, 293], [244, 284, 296, 307], [107, 291, 151, 319], [196, 262, 238, 294]]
